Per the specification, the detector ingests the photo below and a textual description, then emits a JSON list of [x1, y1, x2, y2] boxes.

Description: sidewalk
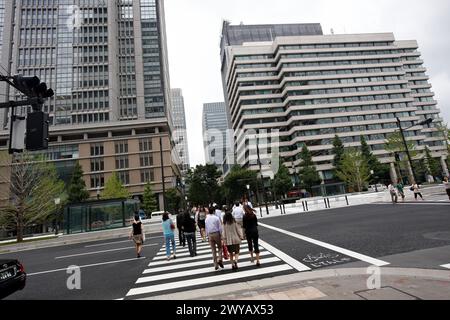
[[141, 267, 450, 300]]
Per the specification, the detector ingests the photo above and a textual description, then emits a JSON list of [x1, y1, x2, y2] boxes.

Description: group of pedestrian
[[169, 201, 261, 271], [388, 179, 424, 203]]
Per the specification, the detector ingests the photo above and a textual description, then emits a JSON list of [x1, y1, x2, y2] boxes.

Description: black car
[[0, 259, 26, 299]]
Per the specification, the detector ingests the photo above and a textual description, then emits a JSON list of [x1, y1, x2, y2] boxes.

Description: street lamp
[[96, 185, 101, 200], [255, 132, 270, 216], [54, 197, 61, 236], [246, 184, 251, 204], [370, 170, 378, 192], [395, 116, 433, 185]]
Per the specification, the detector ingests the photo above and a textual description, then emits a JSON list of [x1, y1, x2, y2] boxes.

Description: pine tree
[[360, 136, 390, 184], [67, 162, 90, 203], [332, 135, 345, 179], [273, 164, 292, 197], [142, 182, 158, 214], [298, 145, 322, 192], [102, 172, 130, 200]]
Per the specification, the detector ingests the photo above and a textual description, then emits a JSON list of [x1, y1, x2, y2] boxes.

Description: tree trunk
[[17, 211, 24, 242]]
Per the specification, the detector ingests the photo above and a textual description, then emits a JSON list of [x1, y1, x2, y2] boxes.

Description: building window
[[115, 141, 129, 154], [115, 156, 129, 169], [139, 138, 152, 151], [140, 169, 154, 183], [118, 171, 130, 185], [90, 143, 104, 156], [90, 158, 104, 172], [140, 153, 153, 167], [90, 174, 105, 188]]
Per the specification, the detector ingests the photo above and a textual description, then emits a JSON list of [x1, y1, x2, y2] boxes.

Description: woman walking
[[222, 210, 243, 270], [162, 212, 176, 261], [129, 212, 144, 258], [243, 205, 261, 267], [411, 183, 424, 201], [196, 206, 207, 242], [182, 209, 197, 257]]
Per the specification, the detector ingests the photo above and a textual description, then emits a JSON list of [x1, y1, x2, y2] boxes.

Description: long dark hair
[[162, 212, 170, 221], [223, 211, 235, 225]]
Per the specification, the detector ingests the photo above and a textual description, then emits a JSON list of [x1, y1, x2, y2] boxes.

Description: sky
[[164, 0, 450, 167]]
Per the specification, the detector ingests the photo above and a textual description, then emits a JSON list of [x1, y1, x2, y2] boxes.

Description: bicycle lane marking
[[259, 222, 390, 267]]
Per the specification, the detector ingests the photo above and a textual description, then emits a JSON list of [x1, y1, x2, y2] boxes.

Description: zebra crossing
[[124, 233, 307, 299]]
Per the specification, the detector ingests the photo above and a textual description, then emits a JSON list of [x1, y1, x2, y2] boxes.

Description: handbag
[[170, 223, 176, 230], [222, 243, 229, 260]]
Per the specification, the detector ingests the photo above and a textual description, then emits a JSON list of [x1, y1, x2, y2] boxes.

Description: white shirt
[[215, 209, 223, 221], [232, 206, 244, 220]]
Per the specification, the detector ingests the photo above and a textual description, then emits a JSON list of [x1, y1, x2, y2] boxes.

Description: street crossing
[[124, 233, 303, 299]]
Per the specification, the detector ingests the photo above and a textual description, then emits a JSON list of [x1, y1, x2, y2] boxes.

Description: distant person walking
[[222, 210, 243, 270], [443, 177, 450, 200], [196, 206, 207, 242], [205, 207, 224, 270], [411, 183, 424, 201], [396, 179, 405, 201], [232, 201, 245, 235], [388, 183, 398, 203], [162, 212, 176, 261], [182, 209, 197, 257], [129, 212, 144, 258], [176, 209, 185, 247], [243, 205, 261, 267]]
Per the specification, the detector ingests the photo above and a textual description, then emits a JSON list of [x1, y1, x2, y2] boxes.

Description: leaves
[[336, 149, 371, 192], [222, 165, 258, 203], [185, 164, 221, 205], [142, 182, 158, 214], [101, 172, 130, 200], [67, 161, 89, 203], [273, 164, 292, 197], [298, 145, 322, 191]]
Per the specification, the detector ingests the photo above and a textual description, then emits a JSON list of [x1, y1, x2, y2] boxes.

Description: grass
[[0, 235, 58, 247]]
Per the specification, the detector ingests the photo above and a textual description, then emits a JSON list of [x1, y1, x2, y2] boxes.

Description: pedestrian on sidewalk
[[176, 209, 185, 247], [182, 209, 197, 257], [129, 212, 144, 258], [243, 205, 261, 267], [205, 206, 224, 270], [443, 177, 450, 200], [196, 206, 207, 242], [388, 183, 398, 203], [232, 201, 245, 236], [396, 179, 405, 201], [222, 210, 244, 270], [162, 212, 176, 261], [411, 183, 424, 201]]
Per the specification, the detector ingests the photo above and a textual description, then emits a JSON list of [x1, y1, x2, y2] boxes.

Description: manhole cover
[[423, 231, 450, 241]]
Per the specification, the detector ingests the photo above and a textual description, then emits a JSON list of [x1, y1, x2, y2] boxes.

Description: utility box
[[26, 111, 49, 151]]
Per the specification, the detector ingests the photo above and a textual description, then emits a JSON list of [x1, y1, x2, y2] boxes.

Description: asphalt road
[[2, 202, 450, 300]]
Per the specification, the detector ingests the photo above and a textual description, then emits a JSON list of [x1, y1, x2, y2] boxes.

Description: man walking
[[176, 209, 185, 247], [205, 207, 224, 270], [396, 179, 405, 201], [182, 210, 197, 257], [388, 183, 398, 204]]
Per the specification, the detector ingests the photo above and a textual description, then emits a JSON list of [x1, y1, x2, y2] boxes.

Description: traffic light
[[26, 111, 49, 151], [12, 75, 54, 99]]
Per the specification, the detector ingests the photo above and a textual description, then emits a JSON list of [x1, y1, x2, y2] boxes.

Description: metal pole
[[160, 136, 167, 212], [256, 135, 269, 215], [396, 117, 417, 184]]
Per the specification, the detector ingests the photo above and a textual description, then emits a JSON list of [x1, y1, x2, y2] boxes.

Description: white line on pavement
[[441, 264, 450, 269], [85, 235, 163, 248], [153, 246, 252, 261], [143, 251, 274, 274], [126, 264, 293, 297], [55, 244, 158, 259], [136, 257, 281, 284], [28, 257, 147, 276], [156, 243, 249, 255], [259, 222, 390, 267], [258, 239, 311, 272]]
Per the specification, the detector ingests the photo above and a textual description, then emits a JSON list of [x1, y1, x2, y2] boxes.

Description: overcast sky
[[164, 0, 450, 167]]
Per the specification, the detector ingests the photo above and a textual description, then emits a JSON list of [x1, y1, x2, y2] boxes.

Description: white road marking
[[143, 251, 274, 274], [136, 257, 281, 284], [258, 239, 311, 272], [152, 246, 252, 261], [55, 244, 158, 259], [259, 222, 390, 267], [85, 235, 163, 248], [156, 243, 249, 255], [28, 257, 146, 276], [441, 264, 450, 269], [126, 264, 293, 297]]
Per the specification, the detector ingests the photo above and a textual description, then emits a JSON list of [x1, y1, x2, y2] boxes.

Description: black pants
[[178, 229, 185, 246], [414, 192, 423, 200], [446, 189, 450, 200], [246, 230, 260, 254], [184, 232, 196, 256]]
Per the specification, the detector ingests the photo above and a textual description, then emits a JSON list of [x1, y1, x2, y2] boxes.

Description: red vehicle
[[287, 190, 302, 198]]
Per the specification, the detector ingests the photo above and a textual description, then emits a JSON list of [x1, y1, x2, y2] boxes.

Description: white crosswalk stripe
[[124, 232, 308, 299]]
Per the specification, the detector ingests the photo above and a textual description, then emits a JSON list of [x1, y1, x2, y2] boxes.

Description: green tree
[[142, 182, 158, 214], [0, 152, 65, 242], [360, 136, 390, 184], [165, 188, 181, 214], [222, 165, 258, 203], [298, 145, 322, 192], [336, 149, 371, 193], [332, 135, 345, 180], [424, 147, 441, 179], [273, 164, 292, 198], [185, 164, 221, 205], [67, 161, 90, 203], [101, 172, 130, 199]]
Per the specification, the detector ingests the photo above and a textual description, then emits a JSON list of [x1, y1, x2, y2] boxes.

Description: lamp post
[[255, 133, 270, 216], [54, 197, 61, 236], [160, 136, 167, 212], [246, 184, 251, 203], [370, 170, 378, 192], [395, 117, 433, 185]]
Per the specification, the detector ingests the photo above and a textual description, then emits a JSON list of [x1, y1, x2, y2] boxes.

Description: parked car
[[0, 259, 26, 299], [150, 211, 164, 218]]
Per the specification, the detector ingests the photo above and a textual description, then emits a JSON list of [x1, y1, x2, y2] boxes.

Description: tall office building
[[202, 102, 233, 170], [0, 0, 180, 209], [171, 88, 190, 174], [220, 22, 449, 182]]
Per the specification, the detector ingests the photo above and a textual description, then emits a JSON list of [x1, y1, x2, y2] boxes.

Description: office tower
[[220, 22, 449, 182], [202, 102, 233, 170], [171, 88, 190, 175], [0, 0, 180, 209]]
